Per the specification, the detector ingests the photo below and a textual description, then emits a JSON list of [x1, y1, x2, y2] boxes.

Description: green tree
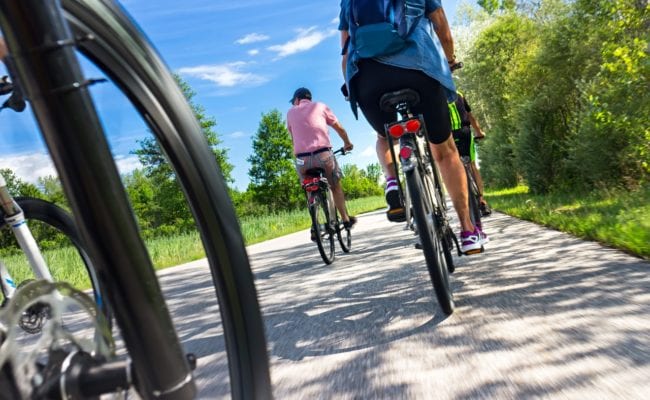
[[464, 13, 537, 188], [122, 169, 160, 236], [340, 164, 382, 199], [247, 109, 303, 211], [477, 0, 516, 14], [365, 163, 382, 185], [134, 75, 233, 184], [0, 168, 41, 198], [131, 75, 233, 234], [564, 0, 650, 189], [38, 175, 67, 207]]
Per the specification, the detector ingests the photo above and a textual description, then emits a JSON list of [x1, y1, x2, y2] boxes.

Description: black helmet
[[290, 87, 312, 103]]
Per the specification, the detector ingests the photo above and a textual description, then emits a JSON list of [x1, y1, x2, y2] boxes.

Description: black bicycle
[[0, 0, 271, 398], [302, 147, 352, 265], [381, 89, 457, 315], [460, 155, 483, 237], [0, 194, 111, 333]]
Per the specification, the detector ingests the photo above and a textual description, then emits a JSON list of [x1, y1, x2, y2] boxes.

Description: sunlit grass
[[485, 185, 650, 259], [1, 196, 386, 291]]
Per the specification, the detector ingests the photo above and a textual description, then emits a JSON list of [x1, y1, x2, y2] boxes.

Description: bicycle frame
[[0, 0, 195, 397], [0, 174, 54, 300], [386, 109, 442, 212]]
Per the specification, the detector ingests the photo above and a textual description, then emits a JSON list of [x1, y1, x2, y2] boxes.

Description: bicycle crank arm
[[35, 352, 198, 399]]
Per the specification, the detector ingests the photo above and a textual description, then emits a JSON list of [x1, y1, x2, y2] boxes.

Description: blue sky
[[0, 0, 467, 191]]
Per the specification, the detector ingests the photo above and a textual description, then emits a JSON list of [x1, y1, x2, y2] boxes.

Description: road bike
[[0, 172, 109, 334], [381, 89, 458, 315], [0, 0, 272, 398], [302, 147, 352, 265]]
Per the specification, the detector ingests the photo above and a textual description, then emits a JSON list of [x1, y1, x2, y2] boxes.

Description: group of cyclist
[[287, 0, 491, 255]]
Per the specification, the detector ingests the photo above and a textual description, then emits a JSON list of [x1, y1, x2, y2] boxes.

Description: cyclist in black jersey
[[449, 91, 492, 217]]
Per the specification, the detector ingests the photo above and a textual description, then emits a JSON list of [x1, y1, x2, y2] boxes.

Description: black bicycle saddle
[[379, 88, 420, 112]]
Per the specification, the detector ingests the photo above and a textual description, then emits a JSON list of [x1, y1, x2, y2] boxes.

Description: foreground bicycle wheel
[[0, 197, 111, 329], [2, 0, 272, 398], [405, 166, 454, 315], [311, 193, 335, 264], [65, 1, 272, 397]]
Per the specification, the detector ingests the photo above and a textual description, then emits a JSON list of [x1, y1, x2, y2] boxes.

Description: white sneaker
[[460, 228, 485, 254]]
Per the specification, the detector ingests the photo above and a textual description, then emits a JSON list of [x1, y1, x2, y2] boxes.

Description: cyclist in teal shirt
[[339, 0, 488, 253]]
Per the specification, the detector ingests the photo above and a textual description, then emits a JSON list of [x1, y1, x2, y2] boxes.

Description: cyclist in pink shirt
[[287, 87, 357, 234]]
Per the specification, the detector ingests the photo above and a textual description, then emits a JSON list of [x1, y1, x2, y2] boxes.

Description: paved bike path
[[159, 209, 650, 399]]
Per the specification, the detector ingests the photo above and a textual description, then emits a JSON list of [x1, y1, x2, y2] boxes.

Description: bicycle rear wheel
[[0, 197, 111, 327], [335, 211, 351, 253], [430, 167, 456, 274], [405, 166, 454, 315], [311, 193, 335, 264]]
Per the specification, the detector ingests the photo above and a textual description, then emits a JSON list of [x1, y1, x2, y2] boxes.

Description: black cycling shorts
[[452, 126, 476, 161], [350, 59, 452, 144]]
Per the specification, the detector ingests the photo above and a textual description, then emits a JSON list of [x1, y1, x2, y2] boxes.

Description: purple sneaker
[[460, 227, 485, 254], [475, 222, 489, 244]]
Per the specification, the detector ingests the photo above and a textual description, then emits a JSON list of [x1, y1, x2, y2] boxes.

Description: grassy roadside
[[2, 195, 386, 291], [484, 185, 650, 260]]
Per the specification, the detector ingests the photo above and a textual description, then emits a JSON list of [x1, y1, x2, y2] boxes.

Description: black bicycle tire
[[402, 175, 414, 231], [422, 166, 455, 274], [425, 171, 456, 274], [405, 167, 454, 315], [0, 197, 112, 323], [424, 147, 455, 273], [329, 189, 351, 253], [59, 1, 272, 398], [311, 194, 335, 264], [442, 226, 456, 274], [335, 211, 352, 253]]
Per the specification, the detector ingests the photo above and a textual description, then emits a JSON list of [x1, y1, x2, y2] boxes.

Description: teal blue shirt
[[339, 0, 457, 116]]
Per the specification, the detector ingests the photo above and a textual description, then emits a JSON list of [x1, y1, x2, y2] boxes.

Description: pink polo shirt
[[286, 99, 338, 155]]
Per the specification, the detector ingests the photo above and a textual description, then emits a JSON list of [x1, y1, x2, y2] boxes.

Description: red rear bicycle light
[[388, 123, 405, 138], [302, 177, 320, 192], [400, 146, 413, 159], [405, 119, 421, 133]]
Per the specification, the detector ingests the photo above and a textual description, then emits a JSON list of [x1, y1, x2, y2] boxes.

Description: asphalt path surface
[[156, 209, 649, 399]]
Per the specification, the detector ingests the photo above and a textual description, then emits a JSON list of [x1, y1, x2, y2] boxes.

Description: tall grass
[[485, 185, 650, 259], [1, 195, 386, 291], [240, 195, 384, 244]]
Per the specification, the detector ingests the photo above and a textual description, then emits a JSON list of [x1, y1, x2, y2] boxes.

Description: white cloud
[[267, 26, 337, 59], [235, 33, 270, 45], [247, 49, 260, 56], [229, 131, 248, 139], [360, 146, 375, 158], [0, 153, 141, 184], [114, 155, 142, 176], [178, 62, 267, 87], [0, 153, 56, 183]]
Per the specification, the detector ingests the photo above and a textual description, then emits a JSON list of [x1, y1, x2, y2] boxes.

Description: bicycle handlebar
[[333, 147, 351, 156]]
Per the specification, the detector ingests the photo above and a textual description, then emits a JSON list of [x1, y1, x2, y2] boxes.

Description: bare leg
[[470, 162, 487, 204], [331, 183, 350, 221], [430, 136, 474, 233], [376, 135, 396, 178]]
